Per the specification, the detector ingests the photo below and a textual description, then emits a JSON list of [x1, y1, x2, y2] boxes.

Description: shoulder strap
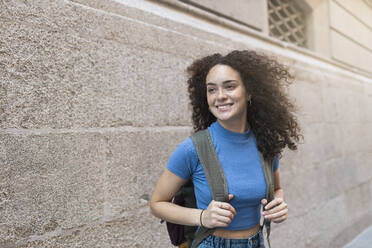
[[259, 152, 275, 248], [191, 129, 229, 202], [189, 129, 229, 248]]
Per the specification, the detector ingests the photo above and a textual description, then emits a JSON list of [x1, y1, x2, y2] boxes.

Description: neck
[[217, 118, 248, 133]]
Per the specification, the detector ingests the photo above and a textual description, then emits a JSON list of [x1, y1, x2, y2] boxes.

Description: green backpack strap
[[259, 152, 275, 248], [189, 129, 229, 248]]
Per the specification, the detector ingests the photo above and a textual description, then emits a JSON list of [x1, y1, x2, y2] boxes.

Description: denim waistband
[[197, 229, 264, 248]]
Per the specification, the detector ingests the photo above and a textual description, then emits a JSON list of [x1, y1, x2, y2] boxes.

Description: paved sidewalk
[[344, 225, 372, 248]]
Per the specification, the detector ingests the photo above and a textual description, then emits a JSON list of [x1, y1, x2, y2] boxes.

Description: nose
[[216, 88, 227, 100]]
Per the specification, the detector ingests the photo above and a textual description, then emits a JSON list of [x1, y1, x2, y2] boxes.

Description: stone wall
[[329, 0, 372, 73], [1, 0, 372, 247]]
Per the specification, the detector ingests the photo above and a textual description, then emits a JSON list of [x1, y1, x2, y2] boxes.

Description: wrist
[[200, 209, 205, 227]]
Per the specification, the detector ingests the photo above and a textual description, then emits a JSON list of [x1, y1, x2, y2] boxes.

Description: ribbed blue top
[[167, 121, 279, 230]]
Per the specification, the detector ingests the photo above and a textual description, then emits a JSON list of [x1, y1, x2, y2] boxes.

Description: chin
[[215, 114, 234, 122]]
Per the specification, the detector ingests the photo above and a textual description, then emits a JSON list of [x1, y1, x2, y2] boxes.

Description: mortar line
[[293, 64, 372, 84], [63, 0, 230, 49], [0, 125, 192, 135]]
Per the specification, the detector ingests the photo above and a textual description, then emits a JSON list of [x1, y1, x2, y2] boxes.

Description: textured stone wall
[[1, 0, 371, 247]]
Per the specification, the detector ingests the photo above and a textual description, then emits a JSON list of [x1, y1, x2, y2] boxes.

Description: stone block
[[282, 161, 328, 217], [288, 78, 325, 125], [2, 0, 230, 129], [185, 0, 268, 31], [362, 84, 372, 123], [16, 207, 171, 248], [355, 152, 372, 182], [0, 17, 192, 128], [0, 127, 194, 246], [330, 29, 372, 74], [338, 83, 364, 124], [301, 194, 348, 248], [320, 123, 343, 160], [297, 123, 327, 167], [330, 0, 372, 51], [320, 75, 365, 125], [0, 132, 105, 245], [337, 123, 351, 156], [69, 0, 237, 54], [331, 211, 372, 248], [333, 0, 372, 31], [319, 78, 347, 124], [270, 215, 306, 248], [344, 180, 372, 222], [102, 127, 192, 219], [325, 157, 359, 199], [291, 64, 326, 86], [279, 145, 303, 170]]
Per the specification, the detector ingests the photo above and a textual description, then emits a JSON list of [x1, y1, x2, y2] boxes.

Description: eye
[[225, 84, 235, 90], [207, 88, 216, 94]]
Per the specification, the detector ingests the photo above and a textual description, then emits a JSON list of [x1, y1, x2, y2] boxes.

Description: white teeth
[[217, 105, 231, 110]]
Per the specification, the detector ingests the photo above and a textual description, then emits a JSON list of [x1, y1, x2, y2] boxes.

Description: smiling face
[[206, 64, 250, 131]]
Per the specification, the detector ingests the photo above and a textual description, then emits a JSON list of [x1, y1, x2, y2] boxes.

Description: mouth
[[216, 103, 233, 111]]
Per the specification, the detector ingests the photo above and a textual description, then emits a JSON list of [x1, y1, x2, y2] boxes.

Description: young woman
[[150, 50, 302, 248]]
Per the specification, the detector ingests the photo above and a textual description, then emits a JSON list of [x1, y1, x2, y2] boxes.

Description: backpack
[[164, 129, 275, 248]]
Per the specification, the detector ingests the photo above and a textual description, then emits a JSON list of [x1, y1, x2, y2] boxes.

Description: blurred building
[[1, 0, 372, 247]]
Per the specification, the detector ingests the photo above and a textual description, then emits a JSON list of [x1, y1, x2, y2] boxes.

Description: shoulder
[[175, 136, 198, 158], [166, 136, 199, 180], [168, 136, 199, 168]]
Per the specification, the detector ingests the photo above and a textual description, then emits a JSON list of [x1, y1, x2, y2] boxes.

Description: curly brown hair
[[186, 50, 302, 161]]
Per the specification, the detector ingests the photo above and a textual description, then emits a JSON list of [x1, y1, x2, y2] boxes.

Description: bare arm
[[150, 168, 236, 227], [150, 168, 203, 226]]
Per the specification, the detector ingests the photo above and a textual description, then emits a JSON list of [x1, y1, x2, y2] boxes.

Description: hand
[[201, 194, 236, 228], [261, 197, 288, 223]]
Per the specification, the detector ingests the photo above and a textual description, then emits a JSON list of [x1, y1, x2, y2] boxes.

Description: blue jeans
[[197, 230, 265, 248]]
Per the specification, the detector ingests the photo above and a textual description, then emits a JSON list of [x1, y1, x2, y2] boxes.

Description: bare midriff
[[212, 223, 260, 239]]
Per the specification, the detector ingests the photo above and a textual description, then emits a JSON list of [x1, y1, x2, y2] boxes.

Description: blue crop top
[[166, 121, 279, 230]]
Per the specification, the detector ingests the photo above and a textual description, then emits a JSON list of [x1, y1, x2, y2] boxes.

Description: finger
[[228, 194, 234, 201], [264, 208, 288, 220], [263, 202, 287, 215], [261, 198, 267, 206], [271, 211, 288, 223], [215, 215, 233, 225], [210, 200, 225, 209], [272, 214, 288, 223], [264, 198, 282, 210], [264, 197, 283, 210], [217, 202, 236, 215], [207, 213, 232, 228], [214, 220, 230, 227], [215, 208, 235, 219]]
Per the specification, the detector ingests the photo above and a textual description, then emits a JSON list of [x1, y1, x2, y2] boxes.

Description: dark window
[[268, 0, 307, 47]]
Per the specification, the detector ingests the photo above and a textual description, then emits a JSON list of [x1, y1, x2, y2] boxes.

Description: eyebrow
[[206, 80, 237, 86]]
